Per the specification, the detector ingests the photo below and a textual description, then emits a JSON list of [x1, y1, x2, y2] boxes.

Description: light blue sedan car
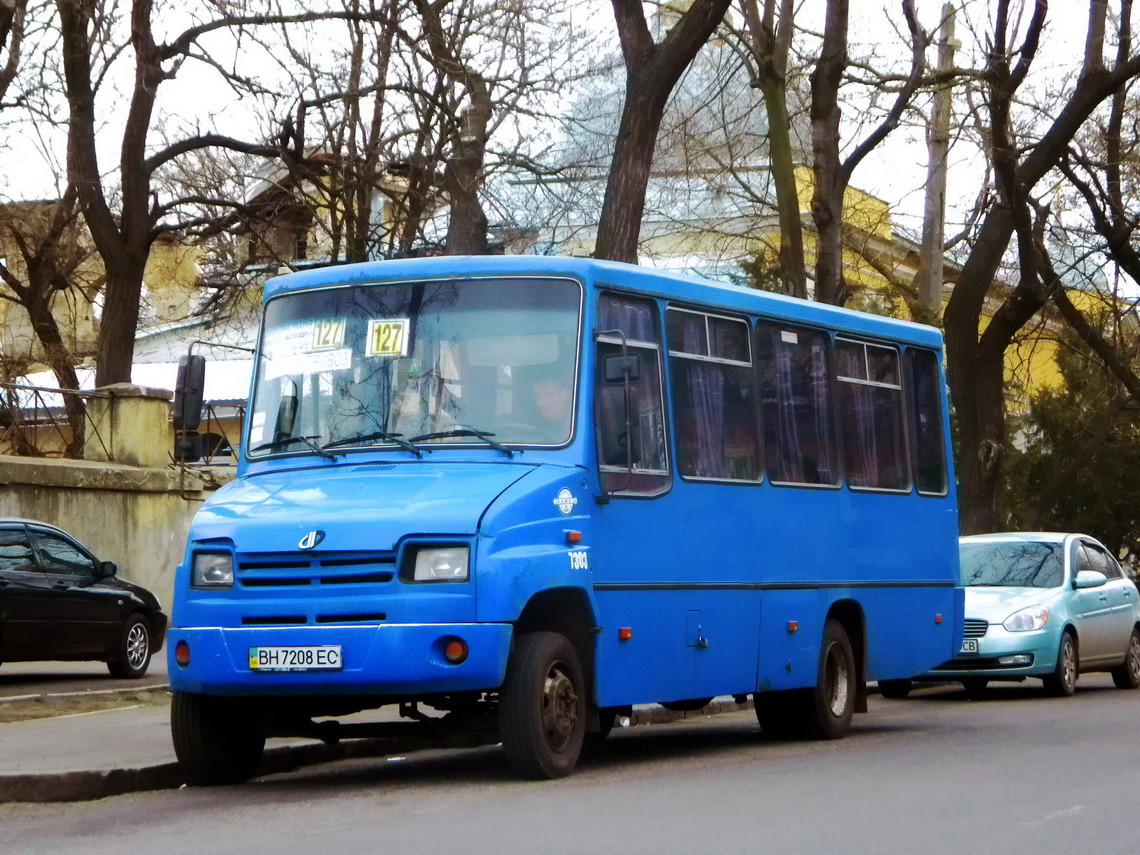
[[880, 533, 1140, 698]]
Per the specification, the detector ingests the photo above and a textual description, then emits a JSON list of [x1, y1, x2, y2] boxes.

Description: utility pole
[[917, 3, 957, 319]]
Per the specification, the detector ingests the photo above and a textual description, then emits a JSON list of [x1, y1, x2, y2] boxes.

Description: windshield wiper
[[407, 427, 514, 458], [322, 430, 424, 458], [249, 434, 340, 462]]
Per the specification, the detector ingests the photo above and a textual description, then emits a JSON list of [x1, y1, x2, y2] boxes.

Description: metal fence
[[175, 400, 245, 467], [0, 382, 112, 460]]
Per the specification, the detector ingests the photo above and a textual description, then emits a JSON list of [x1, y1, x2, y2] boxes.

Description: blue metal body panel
[[169, 255, 962, 708], [170, 623, 512, 695]]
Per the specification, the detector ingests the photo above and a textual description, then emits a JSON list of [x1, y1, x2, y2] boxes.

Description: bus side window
[[596, 292, 670, 496], [755, 322, 839, 486], [835, 338, 909, 491], [908, 348, 948, 495], [667, 307, 760, 482]]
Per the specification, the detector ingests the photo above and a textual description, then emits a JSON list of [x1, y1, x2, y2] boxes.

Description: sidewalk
[[0, 672, 754, 803]]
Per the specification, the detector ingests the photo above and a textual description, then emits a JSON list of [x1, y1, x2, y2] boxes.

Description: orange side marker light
[[618, 627, 633, 641]]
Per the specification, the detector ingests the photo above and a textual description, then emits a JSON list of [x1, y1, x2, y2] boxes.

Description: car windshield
[[959, 541, 1065, 588], [247, 276, 581, 457]]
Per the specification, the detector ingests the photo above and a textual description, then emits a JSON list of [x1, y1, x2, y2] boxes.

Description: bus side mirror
[[604, 353, 641, 383], [174, 431, 203, 463], [173, 354, 206, 431]]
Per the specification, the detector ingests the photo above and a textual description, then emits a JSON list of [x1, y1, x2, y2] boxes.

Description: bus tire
[[499, 631, 586, 779], [754, 690, 803, 739], [878, 679, 912, 700], [171, 691, 266, 785], [802, 618, 856, 740]]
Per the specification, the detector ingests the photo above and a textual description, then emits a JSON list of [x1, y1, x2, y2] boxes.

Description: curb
[[0, 696, 755, 804]]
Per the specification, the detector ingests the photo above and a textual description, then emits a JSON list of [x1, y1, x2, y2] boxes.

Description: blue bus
[[168, 255, 963, 783]]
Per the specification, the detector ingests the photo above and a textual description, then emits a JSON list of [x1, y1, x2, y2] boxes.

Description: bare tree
[[594, 0, 734, 263], [944, 0, 1140, 533], [0, 189, 96, 453], [55, 1, 401, 386]]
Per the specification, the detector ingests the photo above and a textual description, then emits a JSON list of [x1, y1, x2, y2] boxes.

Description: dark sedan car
[[0, 520, 167, 677]]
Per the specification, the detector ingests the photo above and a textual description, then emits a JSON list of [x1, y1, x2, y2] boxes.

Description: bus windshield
[[247, 276, 582, 457]]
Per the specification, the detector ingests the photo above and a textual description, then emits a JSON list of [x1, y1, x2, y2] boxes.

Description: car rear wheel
[[499, 631, 586, 779], [878, 679, 912, 700], [171, 691, 266, 785], [1111, 628, 1140, 689], [1043, 632, 1078, 697], [107, 614, 151, 678]]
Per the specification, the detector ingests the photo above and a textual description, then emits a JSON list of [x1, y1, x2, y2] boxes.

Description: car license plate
[[960, 639, 979, 654], [249, 646, 342, 672]]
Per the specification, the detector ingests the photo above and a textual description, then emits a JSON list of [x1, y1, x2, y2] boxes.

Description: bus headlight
[[192, 552, 234, 588], [412, 547, 469, 582]]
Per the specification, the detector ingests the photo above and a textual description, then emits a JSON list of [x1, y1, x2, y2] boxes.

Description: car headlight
[[1003, 604, 1049, 632], [411, 546, 469, 582], [192, 552, 234, 588]]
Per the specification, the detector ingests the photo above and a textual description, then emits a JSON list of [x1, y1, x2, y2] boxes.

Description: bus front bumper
[[167, 622, 513, 696]]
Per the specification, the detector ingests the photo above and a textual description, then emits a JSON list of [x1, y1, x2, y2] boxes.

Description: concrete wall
[[0, 456, 231, 609]]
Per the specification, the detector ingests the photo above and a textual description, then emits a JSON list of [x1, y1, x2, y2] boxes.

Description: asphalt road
[[3, 675, 1139, 855]]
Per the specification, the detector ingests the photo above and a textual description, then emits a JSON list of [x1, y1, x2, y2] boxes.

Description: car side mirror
[[98, 560, 118, 578], [1074, 569, 1107, 589]]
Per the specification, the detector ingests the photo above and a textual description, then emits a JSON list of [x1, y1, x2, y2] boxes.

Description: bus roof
[[265, 255, 943, 349]]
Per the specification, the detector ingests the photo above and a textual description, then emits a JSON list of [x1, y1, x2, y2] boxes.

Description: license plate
[[249, 645, 342, 672], [960, 639, 979, 654]]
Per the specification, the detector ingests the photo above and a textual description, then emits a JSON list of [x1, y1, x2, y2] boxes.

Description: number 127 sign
[[366, 318, 410, 357]]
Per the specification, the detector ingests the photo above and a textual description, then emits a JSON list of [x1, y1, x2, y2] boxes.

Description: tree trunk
[[444, 102, 491, 255], [759, 76, 807, 299], [596, 0, 734, 264], [95, 256, 148, 387], [594, 79, 670, 263], [808, 0, 848, 306]]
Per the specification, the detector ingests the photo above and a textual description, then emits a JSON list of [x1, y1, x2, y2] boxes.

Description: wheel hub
[[126, 624, 148, 670], [541, 664, 578, 750], [825, 643, 850, 717]]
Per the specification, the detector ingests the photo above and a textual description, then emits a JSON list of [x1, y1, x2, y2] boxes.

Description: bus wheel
[[754, 690, 801, 739], [171, 691, 266, 785], [803, 618, 856, 740], [878, 679, 912, 700], [499, 631, 586, 779]]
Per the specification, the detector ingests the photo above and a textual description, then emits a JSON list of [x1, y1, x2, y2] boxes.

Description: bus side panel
[[861, 587, 962, 682], [754, 590, 824, 692], [592, 589, 763, 708]]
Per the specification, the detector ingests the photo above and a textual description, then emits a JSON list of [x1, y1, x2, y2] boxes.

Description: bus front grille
[[236, 551, 397, 588]]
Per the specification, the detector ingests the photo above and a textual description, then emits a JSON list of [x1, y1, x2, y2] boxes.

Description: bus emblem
[[298, 530, 326, 550], [554, 488, 578, 515]]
